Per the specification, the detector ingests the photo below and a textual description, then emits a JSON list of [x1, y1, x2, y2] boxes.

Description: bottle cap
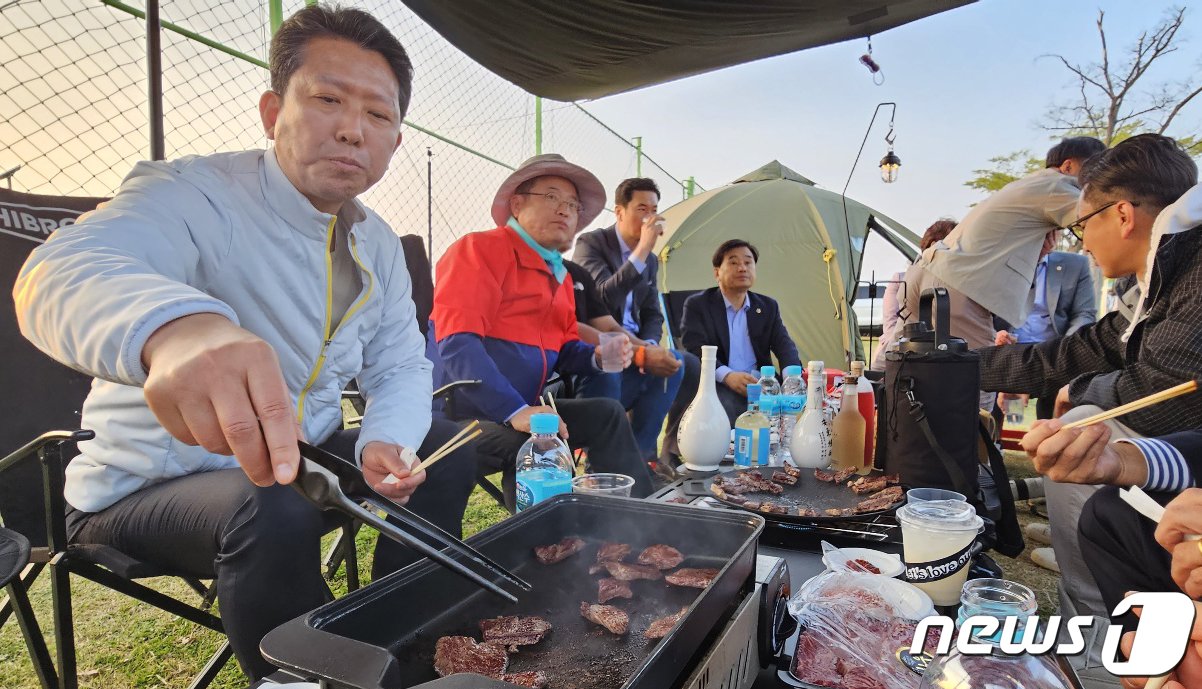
[[760, 365, 776, 378], [807, 360, 824, 374], [851, 361, 865, 376], [529, 413, 560, 435], [783, 365, 803, 377], [746, 383, 762, 402]]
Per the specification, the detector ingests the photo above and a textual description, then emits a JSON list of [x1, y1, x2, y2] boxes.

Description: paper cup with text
[[896, 500, 983, 606]]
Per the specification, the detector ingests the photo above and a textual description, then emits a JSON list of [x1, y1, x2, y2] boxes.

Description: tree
[[966, 7, 1202, 194]]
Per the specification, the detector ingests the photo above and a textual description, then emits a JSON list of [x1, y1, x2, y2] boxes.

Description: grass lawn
[[1, 399, 1055, 688]]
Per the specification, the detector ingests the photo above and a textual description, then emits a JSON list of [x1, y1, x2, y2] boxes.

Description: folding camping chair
[[0, 197, 233, 688]]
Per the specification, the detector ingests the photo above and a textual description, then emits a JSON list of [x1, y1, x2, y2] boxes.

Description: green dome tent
[[655, 161, 920, 368]]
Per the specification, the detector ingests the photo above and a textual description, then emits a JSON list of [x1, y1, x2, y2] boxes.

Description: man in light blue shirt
[[996, 232, 1097, 420]]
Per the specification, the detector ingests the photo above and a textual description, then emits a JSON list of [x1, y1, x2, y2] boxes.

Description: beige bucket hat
[[490, 153, 607, 228]]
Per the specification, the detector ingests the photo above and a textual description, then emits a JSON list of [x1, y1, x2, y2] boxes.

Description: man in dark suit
[[572, 178, 699, 469], [680, 239, 801, 425], [995, 236, 1097, 420]]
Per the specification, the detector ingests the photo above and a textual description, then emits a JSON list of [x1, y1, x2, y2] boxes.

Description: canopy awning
[[401, 0, 974, 101]]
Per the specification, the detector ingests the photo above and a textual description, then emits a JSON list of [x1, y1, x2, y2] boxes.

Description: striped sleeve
[[1118, 437, 1196, 493]]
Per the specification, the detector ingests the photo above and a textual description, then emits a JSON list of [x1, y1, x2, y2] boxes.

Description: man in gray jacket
[[901, 136, 1105, 409], [13, 7, 474, 680]]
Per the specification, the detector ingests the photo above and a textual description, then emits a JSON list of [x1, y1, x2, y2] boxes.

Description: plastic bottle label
[[733, 427, 770, 466], [515, 467, 572, 511]]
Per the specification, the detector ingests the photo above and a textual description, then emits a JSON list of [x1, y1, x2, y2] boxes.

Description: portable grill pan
[[696, 468, 904, 524], [261, 493, 763, 689]]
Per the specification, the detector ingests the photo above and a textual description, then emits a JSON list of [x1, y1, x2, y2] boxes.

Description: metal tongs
[[292, 441, 531, 602]]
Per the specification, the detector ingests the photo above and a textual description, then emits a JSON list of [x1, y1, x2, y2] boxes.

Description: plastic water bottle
[[514, 413, 574, 512], [757, 366, 783, 465], [779, 365, 805, 464], [734, 384, 771, 467]]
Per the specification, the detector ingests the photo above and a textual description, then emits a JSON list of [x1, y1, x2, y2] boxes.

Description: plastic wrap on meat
[[478, 615, 552, 648], [597, 577, 633, 604], [580, 602, 629, 635], [533, 537, 586, 564], [433, 636, 508, 678], [665, 567, 719, 589], [637, 544, 684, 570]]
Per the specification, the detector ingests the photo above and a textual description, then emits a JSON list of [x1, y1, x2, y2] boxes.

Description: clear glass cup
[[1004, 398, 1025, 425], [907, 487, 968, 503], [571, 473, 634, 497], [597, 332, 626, 373]]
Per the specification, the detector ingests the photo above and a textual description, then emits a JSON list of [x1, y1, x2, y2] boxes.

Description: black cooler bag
[[877, 288, 1023, 557]]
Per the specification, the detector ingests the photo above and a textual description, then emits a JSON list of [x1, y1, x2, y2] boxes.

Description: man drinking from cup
[[427, 154, 654, 508]]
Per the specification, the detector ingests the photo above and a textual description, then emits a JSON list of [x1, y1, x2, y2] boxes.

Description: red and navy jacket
[[427, 224, 597, 422]]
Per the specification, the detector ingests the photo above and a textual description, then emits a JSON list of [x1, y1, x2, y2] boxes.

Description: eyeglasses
[[1062, 200, 1121, 242], [517, 191, 584, 214]]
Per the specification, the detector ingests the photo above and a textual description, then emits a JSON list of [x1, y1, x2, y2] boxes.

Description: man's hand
[[643, 346, 681, 377], [1019, 418, 1146, 486], [723, 372, 757, 397], [635, 214, 666, 255], [362, 441, 426, 503], [1119, 598, 1202, 689], [509, 405, 569, 440], [142, 313, 300, 486], [1053, 384, 1074, 418], [994, 329, 1017, 346], [1157, 489, 1202, 599]]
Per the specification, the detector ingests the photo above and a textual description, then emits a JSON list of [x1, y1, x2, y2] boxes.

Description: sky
[[580, 0, 1201, 282]]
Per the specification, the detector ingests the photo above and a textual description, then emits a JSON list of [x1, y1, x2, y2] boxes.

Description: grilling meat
[[760, 502, 788, 515], [712, 471, 783, 495], [743, 500, 761, 511], [501, 671, 549, 688], [666, 496, 689, 504], [665, 567, 719, 589], [849, 475, 889, 495], [598, 577, 633, 604], [433, 636, 508, 679], [595, 541, 631, 563], [833, 467, 857, 484], [824, 508, 853, 517], [854, 486, 904, 513], [478, 615, 552, 648], [814, 469, 837, 483], [533, 537, 586, 565], [771, 470, 798, 486], [884, 473, 900, 485], [580, 602, 629, 635], [797, 507, 819, 518], [603, 560, 663, 581], [637, 544, 684, 570], [782, 463, 802, 478], [644, 607, 689, 639]]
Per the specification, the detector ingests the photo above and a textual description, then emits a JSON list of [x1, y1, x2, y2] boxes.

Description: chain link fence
[[1, 0, 702, 261]]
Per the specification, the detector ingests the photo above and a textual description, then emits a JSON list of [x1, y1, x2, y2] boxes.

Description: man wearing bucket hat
[[428, 154, 654, 504]]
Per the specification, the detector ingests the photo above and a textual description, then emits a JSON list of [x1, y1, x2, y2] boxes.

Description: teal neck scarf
[[508, 216, 566, 283]]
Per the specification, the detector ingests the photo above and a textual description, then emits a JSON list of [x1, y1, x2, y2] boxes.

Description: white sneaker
[[1029, 547, 1060, 573], [1024, 522, 1053, 545]]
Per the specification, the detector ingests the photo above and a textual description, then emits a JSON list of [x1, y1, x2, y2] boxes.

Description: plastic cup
[[896, 500, 983, 605], [598, 332, 626, 373], [571, 473, 635, 497], [1004, 398, 1024, 425], [906, 487, 967, 503]]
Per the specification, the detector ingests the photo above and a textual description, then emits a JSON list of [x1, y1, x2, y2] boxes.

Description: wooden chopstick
[[415, 419, 478, 467], [416, 427, 482, 473], [1061, 380, 1199, 430]]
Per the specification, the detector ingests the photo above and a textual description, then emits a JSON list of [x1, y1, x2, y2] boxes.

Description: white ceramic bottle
[[677, 345, 732, 471], [790, 360, 832, 469]]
